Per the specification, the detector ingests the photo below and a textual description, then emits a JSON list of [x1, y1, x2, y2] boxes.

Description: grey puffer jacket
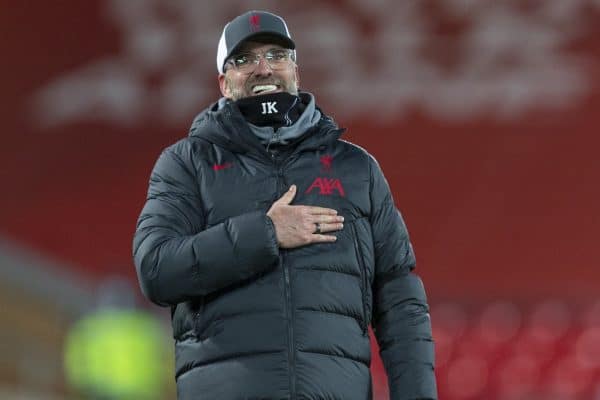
[[133, 94, 437, 400]]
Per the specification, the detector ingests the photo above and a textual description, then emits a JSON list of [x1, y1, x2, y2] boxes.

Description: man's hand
[[267, 185, 344, 248]]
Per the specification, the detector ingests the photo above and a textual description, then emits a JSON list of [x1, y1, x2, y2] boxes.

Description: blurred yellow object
[[64, 309, 170, 400]]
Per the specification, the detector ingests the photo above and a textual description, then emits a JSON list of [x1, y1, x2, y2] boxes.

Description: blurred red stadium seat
[[428, 300, 600, 400]]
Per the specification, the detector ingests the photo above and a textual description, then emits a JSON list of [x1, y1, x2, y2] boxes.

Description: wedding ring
[[314, 222, 321, 234]]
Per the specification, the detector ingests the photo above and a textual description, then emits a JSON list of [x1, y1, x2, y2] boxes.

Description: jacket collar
[[188, 91, 344, 156]]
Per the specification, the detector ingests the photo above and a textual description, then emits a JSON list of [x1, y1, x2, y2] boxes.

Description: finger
[[306, 206, 338, 215], [314, 222, 344, 233], [311, 234, 337, 243], [313, 215, 344, 224], [275, 185, 296, 205]]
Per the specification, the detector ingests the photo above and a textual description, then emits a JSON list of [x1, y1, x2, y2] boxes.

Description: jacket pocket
[[194, 299, 225, 340], [193, 297, 206, 338], [350, 221, 369, 336]]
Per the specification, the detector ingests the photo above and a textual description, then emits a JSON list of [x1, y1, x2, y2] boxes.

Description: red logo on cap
[[249, 14, 260, 31]]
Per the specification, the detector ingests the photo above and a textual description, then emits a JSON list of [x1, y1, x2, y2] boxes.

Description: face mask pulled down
[[235, 92, 302, 130]]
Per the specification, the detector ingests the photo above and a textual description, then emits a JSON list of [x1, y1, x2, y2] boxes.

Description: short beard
[[227, 77, 298, 101]]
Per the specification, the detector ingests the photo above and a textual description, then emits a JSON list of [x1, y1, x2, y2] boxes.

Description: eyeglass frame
[[223, 47, 296, 73]]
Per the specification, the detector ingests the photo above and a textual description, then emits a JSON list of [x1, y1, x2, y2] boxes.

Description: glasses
[[225, 48, 295, 73]]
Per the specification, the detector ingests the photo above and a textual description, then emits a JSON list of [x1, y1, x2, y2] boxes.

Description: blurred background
[[1, 0, 599, 399]]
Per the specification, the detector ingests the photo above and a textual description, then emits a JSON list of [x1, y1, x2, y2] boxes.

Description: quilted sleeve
[[133, 141, 279, 306], [368, 155, 437, 400]]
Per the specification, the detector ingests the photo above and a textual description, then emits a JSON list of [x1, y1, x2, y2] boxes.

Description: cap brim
[[227, 32, 295, 60]]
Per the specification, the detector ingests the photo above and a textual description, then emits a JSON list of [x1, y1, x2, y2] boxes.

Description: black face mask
[[235, 92, 303, 129]]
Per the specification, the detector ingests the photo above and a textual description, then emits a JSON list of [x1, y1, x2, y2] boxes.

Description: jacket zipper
[[273, 158, 296, 398], [281, 251, 296, 398], [351, 223, 369, 336]]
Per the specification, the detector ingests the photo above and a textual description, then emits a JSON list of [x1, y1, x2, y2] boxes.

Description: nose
[[253, 56, 273, 76]]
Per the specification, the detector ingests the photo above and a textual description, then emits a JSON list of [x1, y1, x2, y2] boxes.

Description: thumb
[[275, 185, 296, 205]]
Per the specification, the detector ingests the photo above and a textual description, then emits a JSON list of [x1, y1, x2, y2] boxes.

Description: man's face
[[218, 41, 299, 100]]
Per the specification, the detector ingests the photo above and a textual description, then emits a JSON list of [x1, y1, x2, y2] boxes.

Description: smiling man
[[218, 43, 299, 99], [133, 10, 437, 400]]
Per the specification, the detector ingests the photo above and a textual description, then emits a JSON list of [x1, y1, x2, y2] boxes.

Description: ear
[[218, 74, 231, 98], [294, 64, 300, 88]]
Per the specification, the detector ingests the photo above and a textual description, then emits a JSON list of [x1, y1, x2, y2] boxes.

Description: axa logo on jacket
[[305, 154, 345, 196], [305, 177, 345, 197]]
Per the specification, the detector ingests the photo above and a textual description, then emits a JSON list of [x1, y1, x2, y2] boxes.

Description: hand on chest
[[201, 150, 370, 226]]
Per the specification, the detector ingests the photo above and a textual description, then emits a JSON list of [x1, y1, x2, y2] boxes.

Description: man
[[133, 10, 437, 400]]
